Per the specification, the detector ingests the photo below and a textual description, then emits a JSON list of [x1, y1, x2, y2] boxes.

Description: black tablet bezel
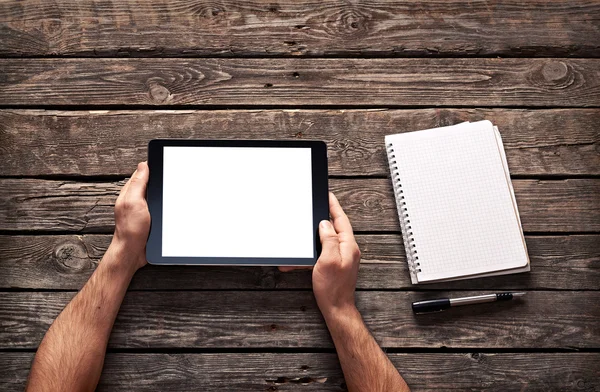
[[146, 139, 329, 266]]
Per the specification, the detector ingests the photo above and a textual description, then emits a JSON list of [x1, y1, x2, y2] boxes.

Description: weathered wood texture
[[1, 59, 599, 107], [0, 178, 598, 232], [1, 234, 598, 290], [2, 352, 599, 392], [1, 109, 598, 177], [1, 0, 599, 57], [1, 1, 599, 389], [1, 291, 598, 349]]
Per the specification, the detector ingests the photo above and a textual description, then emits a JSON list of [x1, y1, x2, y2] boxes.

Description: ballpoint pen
[[412, 292, 525, 314]]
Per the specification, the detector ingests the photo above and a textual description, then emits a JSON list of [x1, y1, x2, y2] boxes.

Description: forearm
[[26, 242, 136, 392], [324, 306, 410, 392]]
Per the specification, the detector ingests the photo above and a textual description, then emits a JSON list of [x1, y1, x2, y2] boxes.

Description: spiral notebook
[[385, 120, 530, 284]]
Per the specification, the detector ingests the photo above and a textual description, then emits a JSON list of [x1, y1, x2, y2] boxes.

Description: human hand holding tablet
[[146, 139, 329, 266]]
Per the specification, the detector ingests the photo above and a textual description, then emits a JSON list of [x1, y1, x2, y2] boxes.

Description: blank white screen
[[162, 147, 313, 258]]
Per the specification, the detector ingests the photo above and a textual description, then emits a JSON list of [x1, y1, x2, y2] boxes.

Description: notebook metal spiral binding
[[386, 143, 421, 276]]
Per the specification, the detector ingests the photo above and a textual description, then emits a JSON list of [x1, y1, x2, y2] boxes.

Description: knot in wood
[[364, 197, 382, 210], [54, 244, 74, 261], [42, 18, 62, 35], [542, 61, 569, 81], [325, 8, 370, 38], [148, 83, 172, 103], [53, 239, 90, 272], [334, 140, 349, 150], [437, 111, 461, 127], [531, 61, 575, 89], [341, 8, 370, 36]]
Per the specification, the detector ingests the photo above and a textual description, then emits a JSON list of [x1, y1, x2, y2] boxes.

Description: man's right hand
[[312, 192, 362, 320]]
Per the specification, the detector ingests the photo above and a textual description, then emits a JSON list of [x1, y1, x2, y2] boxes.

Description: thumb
[[317, 220, 340, 263], [128, 161, 149, 200]]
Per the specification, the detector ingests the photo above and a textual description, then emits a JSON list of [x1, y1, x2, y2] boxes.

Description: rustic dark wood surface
[[1, 291, 598, 349], [1, 0, 599, 57], [1, 58, 599, 106], [0, 1, 599, 391], [2, 178, 599, 232], [2, 353, 598, 391], [1, 109, 599, 176], [1, 234, 598, 290]]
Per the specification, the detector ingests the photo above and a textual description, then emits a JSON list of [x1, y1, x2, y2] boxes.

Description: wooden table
[[1, 1, 599, 391]]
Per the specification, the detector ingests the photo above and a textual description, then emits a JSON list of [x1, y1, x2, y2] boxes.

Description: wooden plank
[[0, 234, 598, 290], [1, 352, 599, 392], [1, 58, 599, 107], [1, 291, 598, 349], [1, 109, 598, 177], [0, 178, 598, 232], [1, 0, 599, 57]]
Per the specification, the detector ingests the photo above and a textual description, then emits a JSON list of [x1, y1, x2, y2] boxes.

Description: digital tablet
[[146, 139, 329, 266]]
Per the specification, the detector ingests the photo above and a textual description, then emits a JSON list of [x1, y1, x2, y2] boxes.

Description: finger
[[316, 220, 341, 264], [126, 162, 149, 200], [328, 192, 355, 244], [278, 266, 313, 272]]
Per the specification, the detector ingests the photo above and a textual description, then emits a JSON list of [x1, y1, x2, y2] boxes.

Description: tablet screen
[[161, 146, 314, 258]]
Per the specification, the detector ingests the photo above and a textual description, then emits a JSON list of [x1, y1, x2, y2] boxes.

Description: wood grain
[[1, 291, 598, 349], [1, 1, 598, 387], [1, 178, 598, 232], [0, 234, 598, 290], [1, 352, 599, 391], [1, 0, 599, 57], [1, 58, 599, 107], [1, 109, 598, 177]]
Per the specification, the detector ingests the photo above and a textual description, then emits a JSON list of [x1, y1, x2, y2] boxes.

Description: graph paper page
[[386, 121, 529, 282]]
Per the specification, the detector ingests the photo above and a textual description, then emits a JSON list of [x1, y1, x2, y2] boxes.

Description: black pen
[[412, 292, 525, 314]]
